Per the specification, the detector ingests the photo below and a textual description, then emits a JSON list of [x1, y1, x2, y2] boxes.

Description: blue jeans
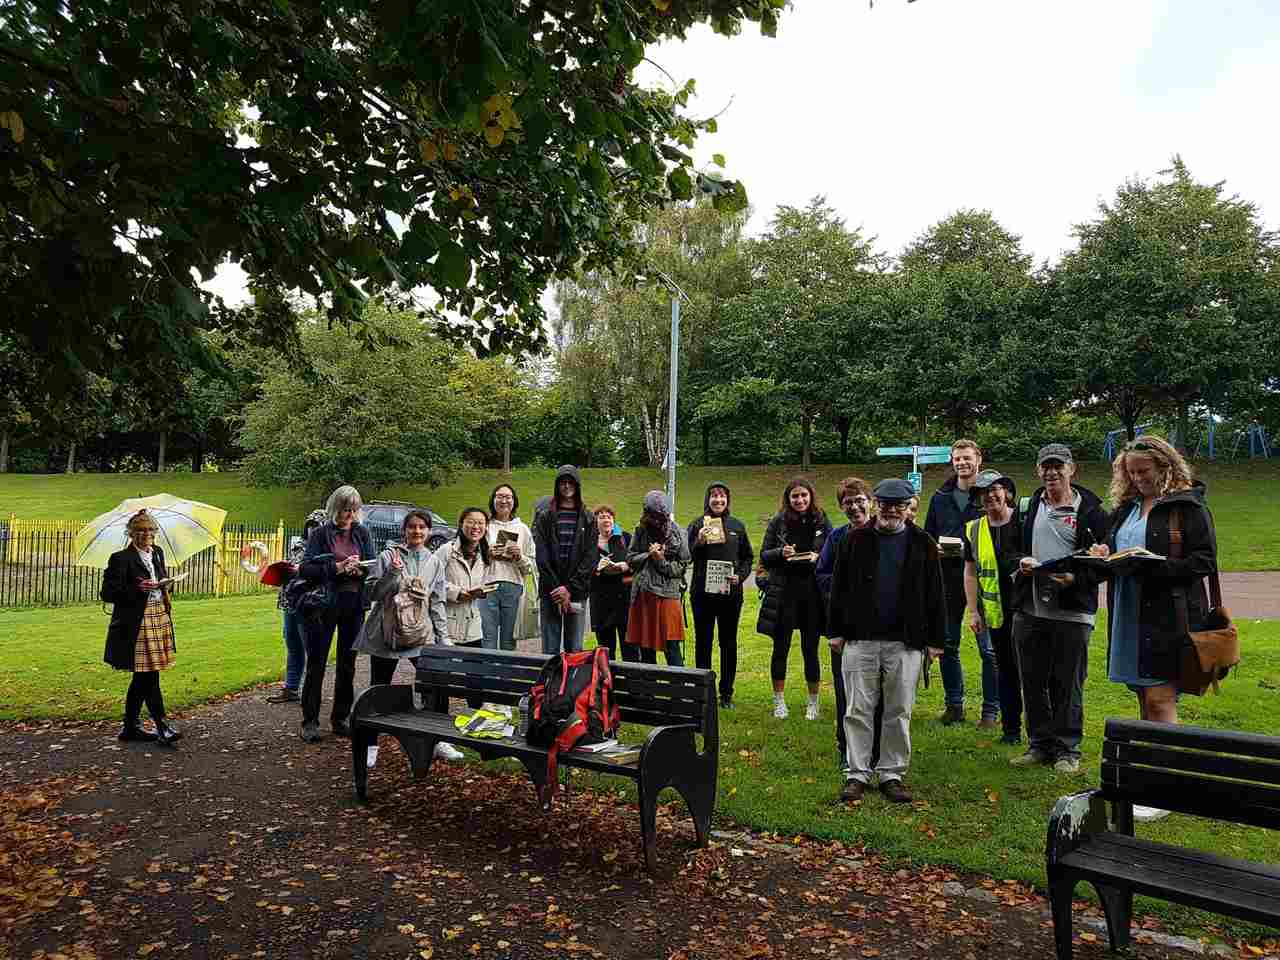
[[940, 618, 1000, 718], [281, 608, 305, 691], [540, 597, 585, 655], [480, 581, 523, 651]]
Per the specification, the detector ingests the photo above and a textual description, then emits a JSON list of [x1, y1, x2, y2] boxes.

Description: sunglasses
[[1125, 440, 1155, 451]]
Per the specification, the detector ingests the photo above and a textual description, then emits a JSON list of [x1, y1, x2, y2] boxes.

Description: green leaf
[[711, 153, 726, 168], [667, 168, 693, 200], [434, 241, 472, 288]]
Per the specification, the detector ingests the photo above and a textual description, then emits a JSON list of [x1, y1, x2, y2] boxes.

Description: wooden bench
[[1047, 718, 1280, 959], [350, 645, 719, 875]]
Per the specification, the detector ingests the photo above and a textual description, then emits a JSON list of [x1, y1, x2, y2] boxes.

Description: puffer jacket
[[756, 508, 833, 637]]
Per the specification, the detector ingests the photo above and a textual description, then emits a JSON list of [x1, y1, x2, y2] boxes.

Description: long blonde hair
[[1107, 434, 1194, 505]]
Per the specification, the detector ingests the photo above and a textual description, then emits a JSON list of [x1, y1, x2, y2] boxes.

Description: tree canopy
[[1, 0, 771, 397]]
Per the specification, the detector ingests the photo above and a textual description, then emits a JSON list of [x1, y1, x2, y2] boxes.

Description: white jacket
[[435, 539, 491, 644], [485, 517, 534, 585]]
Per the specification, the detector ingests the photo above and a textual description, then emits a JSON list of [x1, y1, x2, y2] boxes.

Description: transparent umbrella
[[74, 494, 228, 569]]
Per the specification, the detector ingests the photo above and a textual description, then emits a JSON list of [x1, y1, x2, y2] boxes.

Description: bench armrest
[[1047, 789, 1108, 868], [639, 722, 714, 782], [352, 683, 414, 721]]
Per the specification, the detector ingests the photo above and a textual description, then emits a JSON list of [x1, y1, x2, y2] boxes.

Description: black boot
[[120, 676, 156, 741], [154, 718, 183, 745], [118, 723, 158, 742]]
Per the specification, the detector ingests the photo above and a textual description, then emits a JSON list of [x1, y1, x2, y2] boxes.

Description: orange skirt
[[625, 593, 684, 652]]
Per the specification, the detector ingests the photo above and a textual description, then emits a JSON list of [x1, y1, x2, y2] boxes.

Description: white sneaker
[[804, 701, 819, 721], [773, 700, 789, 719], [1132, 804, 1170, 822], [434, 742, 465, 763]]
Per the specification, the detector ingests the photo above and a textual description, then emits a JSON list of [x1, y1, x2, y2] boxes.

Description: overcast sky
[[203, 0, 1280, 303]]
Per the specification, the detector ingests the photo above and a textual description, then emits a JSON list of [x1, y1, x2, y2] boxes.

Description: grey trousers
[[841, 641, 924, 785]]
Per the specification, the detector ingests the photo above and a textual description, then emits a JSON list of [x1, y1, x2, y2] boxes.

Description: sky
[[202, 0, 1280, 304]]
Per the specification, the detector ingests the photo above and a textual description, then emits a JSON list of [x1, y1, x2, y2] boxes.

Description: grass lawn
[[5, 589, 1280, 938], [4, 458, 1280, 569]]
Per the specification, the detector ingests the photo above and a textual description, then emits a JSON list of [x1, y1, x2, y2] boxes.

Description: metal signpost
[[875, 445, 953, 493]]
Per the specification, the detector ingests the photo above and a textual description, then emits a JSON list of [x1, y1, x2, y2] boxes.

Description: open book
[[154, 572, 190, 589], [787, 551, 820, 563], [1081, 547, 1165, 564]]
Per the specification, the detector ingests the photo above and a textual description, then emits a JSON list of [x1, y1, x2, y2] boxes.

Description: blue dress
[[1107, 504, 1160, 687]]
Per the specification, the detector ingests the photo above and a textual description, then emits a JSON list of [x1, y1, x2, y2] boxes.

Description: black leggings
[[124, 670, 166, 722], [693, 593, 741, 700], [594, 624, 641, 662], [771, 596, 822, 684]]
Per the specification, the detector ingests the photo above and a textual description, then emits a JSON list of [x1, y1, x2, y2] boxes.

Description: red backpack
[[527, 647, 620, 807]]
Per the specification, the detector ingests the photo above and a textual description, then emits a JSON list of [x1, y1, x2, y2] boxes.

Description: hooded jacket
[[686, 481, 754, 600], [1010, 482, 1110, 616], [532, 465, 599, 602], [1100, 483, 1217, 684]]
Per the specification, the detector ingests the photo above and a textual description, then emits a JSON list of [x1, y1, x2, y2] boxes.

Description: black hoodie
[[686, 480, 755, 599], [532, 464, 599, 602]]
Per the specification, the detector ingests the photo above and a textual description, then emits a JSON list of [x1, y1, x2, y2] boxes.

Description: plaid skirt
[[135, 599, 176, 672]]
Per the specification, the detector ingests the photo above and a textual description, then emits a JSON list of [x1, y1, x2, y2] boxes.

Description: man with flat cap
[[827, 478, 946, 803]]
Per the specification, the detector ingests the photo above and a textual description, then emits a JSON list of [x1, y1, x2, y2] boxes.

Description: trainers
[[1133, 805, 1171, 822], [939, 705, 965, 725], [773, 700, 789, 720], [1010, 748, 1050, 767], [266, 688, 300, 703], [1054, 757, 1081, 774], [804, 700, 819, 721], [976, 716, 998, 730], [880, 779, 913, 803], [719, 697, 734, 710], [434, 742, 465, 763], [840, 779, 865, 802], [300, 723, 322, 743]]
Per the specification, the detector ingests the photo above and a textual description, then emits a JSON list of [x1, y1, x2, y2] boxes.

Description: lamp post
[[652, 270, 690, 516]]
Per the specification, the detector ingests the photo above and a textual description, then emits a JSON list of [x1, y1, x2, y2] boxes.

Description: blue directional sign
[[907, 471, 923, 493]]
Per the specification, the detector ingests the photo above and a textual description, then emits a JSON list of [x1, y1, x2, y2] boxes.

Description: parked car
[[361, 501, 455, 553]]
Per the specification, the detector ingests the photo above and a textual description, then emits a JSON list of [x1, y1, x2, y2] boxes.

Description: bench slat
[[1105, 718, 1280, 762], [1104, 740, 1280, 786], [1080, 832, 1280, 888], [1102, 763, 1280, 830], [1061, 836, 1280, 926]]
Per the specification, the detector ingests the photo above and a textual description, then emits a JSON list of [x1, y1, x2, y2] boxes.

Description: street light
[[647, 269, 690, 516]]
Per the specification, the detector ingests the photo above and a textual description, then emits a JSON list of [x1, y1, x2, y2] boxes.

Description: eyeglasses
[[1125, 440, 1155, 451], [841, 497, 870, 508], [876, 501, 907, 512]]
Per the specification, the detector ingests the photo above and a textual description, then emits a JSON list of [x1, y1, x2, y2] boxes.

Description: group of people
[[100, 437, 1219, 819]]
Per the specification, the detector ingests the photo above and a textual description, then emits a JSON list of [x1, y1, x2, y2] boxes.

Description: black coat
[[101, 545, 172, 670], [589, 532, 632, 630], [687, 513, 754, 602], [755, 509, 833, 638], [532, 466, 598, 602], [826, 524, 946, 652], [1100, 485, 1217, 684], [924, 476, 984, 621], [1010, 483, 1110, 616], [299, 521, 377, 609]]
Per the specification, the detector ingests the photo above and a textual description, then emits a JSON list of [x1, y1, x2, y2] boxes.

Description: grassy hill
[[2, 459, 1278, 569]]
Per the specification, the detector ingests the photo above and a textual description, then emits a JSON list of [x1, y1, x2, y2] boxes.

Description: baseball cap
[[1037, 443, 1074, 466], [971, 470, 1016, 501]]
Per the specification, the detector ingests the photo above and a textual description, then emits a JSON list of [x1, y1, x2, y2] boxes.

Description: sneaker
[[939, 705, 965, 726], [1053, 757, 1081, 774], [1010, 748, 1050, 767], [773, 700, 789, 720], [840, 779, 865, 802], [804, 700, 819, 721], [976, 716, 998, 730], [434, 742, 465, 763], [300, 723, 322, 743], [1133, 805, 1171, 822], [880, 779, 913, 803], [720, 697, 734, 710], [266, 688, 300, 703]]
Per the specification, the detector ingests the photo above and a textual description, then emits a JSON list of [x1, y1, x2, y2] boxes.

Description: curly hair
[[1108, 434, 1194, 505], [835, 476, 872, 504]]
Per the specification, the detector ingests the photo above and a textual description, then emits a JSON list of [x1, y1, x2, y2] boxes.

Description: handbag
[[1169, 508, 1238, 696]]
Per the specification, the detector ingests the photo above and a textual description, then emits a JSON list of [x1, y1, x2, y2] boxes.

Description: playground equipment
[[1230, 423, 1270, 459], [1102, 424, 1152, 463]]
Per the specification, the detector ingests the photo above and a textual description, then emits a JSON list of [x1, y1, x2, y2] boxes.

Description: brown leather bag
[[1169, 508, 1238, 695]]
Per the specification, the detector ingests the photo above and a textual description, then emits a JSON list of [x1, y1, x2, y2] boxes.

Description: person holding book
[[298, 485, 377, 743], [961, 471, 1025, 746], [437, 507, 494, 648], [355, 509, 464, 763], [266, 509, 326, 704], [533, 465, 598, 655], [626, 491, 690, 666], [828, 479, 945, 803], [1093, 437, 1217, 732], [687, 481, 755, 709], [1009, 444, 1108, 774], [483, 484, 534, 652], [923, 439, 990, 727], [589, 504, 633, 661], [816, 477, 876, 772], [758, 477, 833, 720], [100, 509, 184, 746]]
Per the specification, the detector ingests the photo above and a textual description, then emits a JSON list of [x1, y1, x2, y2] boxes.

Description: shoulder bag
[[1169, 508, 1238, 695]]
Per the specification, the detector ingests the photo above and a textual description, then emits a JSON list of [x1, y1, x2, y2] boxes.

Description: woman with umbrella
[[100, 509, 183, 745]]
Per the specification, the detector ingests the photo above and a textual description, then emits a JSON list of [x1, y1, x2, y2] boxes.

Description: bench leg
[[353, 728, 372, 803], [393, 734, 437, 780], [670, 771, 714, 848], [519, 757, 551, 813], [1049, 875, 1076, 960], [1095, 882, 1132, 952], [638, 777, 669, 879]]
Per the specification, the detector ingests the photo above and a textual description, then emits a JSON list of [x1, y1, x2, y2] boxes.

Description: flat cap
[[874, 478, 917, 502]]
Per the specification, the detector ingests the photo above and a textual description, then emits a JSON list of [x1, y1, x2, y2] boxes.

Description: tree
[[238, 304, 472, 489], [450, 356, 538, 473], [554, 199, 751, 466], [1053, 157, 1280, 441], [0, 0, 772, 399], [706, 197, 881, 469]]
